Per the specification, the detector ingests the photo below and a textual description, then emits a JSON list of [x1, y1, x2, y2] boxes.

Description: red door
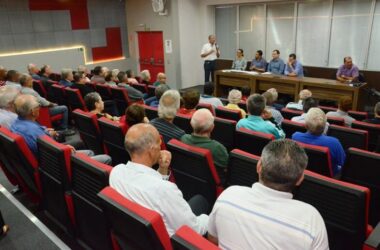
[[137, 31, 165, 83]]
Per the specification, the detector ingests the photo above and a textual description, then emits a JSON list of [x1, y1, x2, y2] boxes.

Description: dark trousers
[[204, 60, 216, 83], [187, 195, 209, 215]]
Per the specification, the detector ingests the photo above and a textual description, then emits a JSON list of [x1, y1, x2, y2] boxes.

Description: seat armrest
[[364, 222, 380, 250]]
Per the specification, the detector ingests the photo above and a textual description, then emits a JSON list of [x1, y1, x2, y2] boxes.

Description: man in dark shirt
[[363, 102, 380, 124], [71, 72, 95, 97], [59, 68, 74, 87], [150, 90, 185, 144]]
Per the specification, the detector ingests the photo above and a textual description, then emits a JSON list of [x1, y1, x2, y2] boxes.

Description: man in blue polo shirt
[[285, 53, 304, 77], [292, 107, 345, 175], [237, 94, 285, 139], [267, 49, 285, 75]]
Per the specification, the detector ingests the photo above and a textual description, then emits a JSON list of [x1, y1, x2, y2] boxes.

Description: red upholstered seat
[[352, 121, 380, 152], [326, 116, 346, 126], [110, 87, 132, 116], [49, 84, 67, 106], [227, 149, 260, 187], [147, 85, 156, 97], [196, 103, 215, 115], [171, 225, 220, 250], [36, 106, 63, 128], [167, 139, 223, 207], [37, 135, 75, 232], [280, 108, 303, 120], [281, 119, 307, 138], [296, 142, 333, 177], [65, 87, 88, 112], [142, 104, 159, 120], [131, 82, 147, 93], [33, 80, 47, 98], [173, 114, 192, 134], [348, 110, 368, 121], [98, 186, 172, 250], [211, 117, 236, 151], [71, 153, 113, 250], [96, 83, 112, 101], [327, 125, 368, 151], [318, 105, 337, 113], [215, 106, 242, 122], [235, 128, 274, 156]]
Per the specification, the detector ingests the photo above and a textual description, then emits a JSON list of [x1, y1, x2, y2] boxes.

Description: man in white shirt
[[199, 82, 223, 109], [0, 86, 19, 129], [207, 139, 329, 250], [286, 89, 312, 110], [201, 35, 220, 83], [110, 123, 209, 236]]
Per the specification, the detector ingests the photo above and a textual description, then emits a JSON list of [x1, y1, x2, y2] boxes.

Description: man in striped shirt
[[207, 139, 328, 250]]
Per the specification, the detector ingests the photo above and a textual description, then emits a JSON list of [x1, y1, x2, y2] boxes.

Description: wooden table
[[214, 70, 367, 110]]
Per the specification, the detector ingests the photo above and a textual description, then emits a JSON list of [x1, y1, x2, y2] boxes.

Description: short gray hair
[[299, 89, 312, 100], [61, 68, 72, 80], [19, 74, 32, 86], [228, 89, 242, 104], [124, 124, 158, 155], [261, 139, 308, 192], [0, 86, 20, 109], [158, 90, 180, 120], [191, 109, 214, 134], [14, 94, 38, 118], [305, 108, 326, 135], [141, 70, 151, 81]]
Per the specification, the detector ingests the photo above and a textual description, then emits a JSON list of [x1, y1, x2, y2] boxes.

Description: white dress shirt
[[201, 43, 218, 61], [109, 161, 209, 236], [208, 183, 329, 250], [0, 109, 17, 129], [286, 100, 303, 110]]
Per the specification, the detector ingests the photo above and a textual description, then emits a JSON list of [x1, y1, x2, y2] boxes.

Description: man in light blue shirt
[[237, 94, 285, 139], [267, 50, 285, 75], [250, 50, 267, 72], [285, 53, 304, 77]]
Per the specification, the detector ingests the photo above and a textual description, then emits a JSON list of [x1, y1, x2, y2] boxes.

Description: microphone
[[215, 43, 219, 50]]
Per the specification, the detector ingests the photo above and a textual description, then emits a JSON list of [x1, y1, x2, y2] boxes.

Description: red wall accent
[[92, 27, 123, 62], [29, 0, 89, 30]]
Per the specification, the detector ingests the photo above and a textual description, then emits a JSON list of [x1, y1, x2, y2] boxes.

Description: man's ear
[[257, 159, 262, 175], [295, 171, 305, 186]]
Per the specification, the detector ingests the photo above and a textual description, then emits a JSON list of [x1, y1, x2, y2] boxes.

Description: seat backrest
[[298, 142, 333, 177], [342, 148, 380, 227], [33, 80, 47, 98], [98, 187, 172, 250], [235, 128, 274, 156], [0, 128, 19, 186], [65, 88, 88, 111], [71, 153, 113, 250], [0, 127, 40, 202], [327, 125, 368, 151], [85, 82, 97, 91], [294, 170, 370, 250], [173, 114, 192, 134], [237, 101, 247, 113], [280, 108, 303, 120], [37, 135, 74, 230], [50, 84, 67, 106], [171, 226, 220, 250], [98, 117, 129, 166], [96, 84, 112, 100], [318, 105, 337, 113], [167, 139, 221, 206], [143, 104, 159, 120], [352, 121, 380, 152], [196, 103, 215, 115], [227, 149, 259, 187], [147, 85, 156, 97], [110, 87, 130, 116], [72, 109, 105, 155], [211, 117, 236, 151], [327, 116, 345, 126], [215, 106, 241, 121], [348, 110, 368, 121], [131, 83, 147, 93], [281, 119, 307, 138]]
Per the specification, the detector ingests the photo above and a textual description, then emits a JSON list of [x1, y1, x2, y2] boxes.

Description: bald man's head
[[191, 109, 215, 135], [299, 89, 312, 100], [124, 123, 161, 156], [14, 94, 39, 119]]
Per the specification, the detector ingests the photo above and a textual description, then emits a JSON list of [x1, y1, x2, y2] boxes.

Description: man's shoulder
[[217, 185, 251, 201]]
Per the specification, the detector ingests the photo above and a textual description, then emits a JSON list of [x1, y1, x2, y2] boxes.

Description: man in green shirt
[[181, 109, 229, 183], [153, 72, 167, 87]]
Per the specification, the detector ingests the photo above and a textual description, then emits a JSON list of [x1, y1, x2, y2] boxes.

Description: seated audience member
[[285, 53, 304, 77], [326, 96, 355, 127], [199, 82, 223, 108], [19, 74, 72, 134], [140, 69, 151, 85], [39, 65, 52, 83], [27, 63, 41, 80], [105, 70, 119, 86], [363, 102, 380, 124], [267, 87, 284, 110], [231, 49, 247, 71], [0, 86, 19, 129], [150, 90, 185, 143], [5, 70, 21, 89], [110, 124, 209, 236], [117, 72, 144, 101], [153, 72, 167, 87], [0, 66, 7, 84], [178, 90, 200, 116], [336, 56, 359, 82], [84, 92, 119, 122], [10, 94, 111, 164], [292, 108, 345, 175], [78, 65, 91, 82], [262, 91, 283, 125], [122, 104, 149, 127], [150, 84, 170, 107], [71, 72, 94, 97], [90, 66, 106, 84], [59, 68, 74, 87], [237, 94, 285, 139], [291, 97, 329, 134], [181, 109, 228, 181], [208, 139, 328, 249], [126, 69, 138, 84], [286, 89, 312, 110], [241, 86, 251, 102], [267, 49, 285, 75], [225, 89, 246, 118], [250, 50, 267, 72]]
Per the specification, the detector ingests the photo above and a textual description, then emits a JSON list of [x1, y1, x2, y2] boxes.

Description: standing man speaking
[[201, 35, 220, 83]]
